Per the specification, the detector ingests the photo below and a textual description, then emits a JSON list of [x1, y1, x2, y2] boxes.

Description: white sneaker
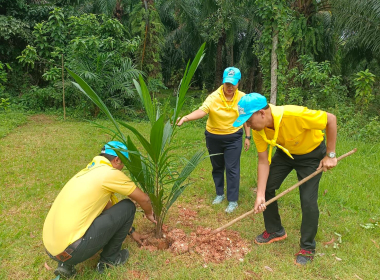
[[212, 195, 225, 204], [225, 201, 238, 213]]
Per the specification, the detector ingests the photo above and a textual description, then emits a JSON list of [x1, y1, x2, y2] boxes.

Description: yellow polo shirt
[[199, 86, 245, 135], [43, 156, 136, 256], [252, 105, 327, 155]]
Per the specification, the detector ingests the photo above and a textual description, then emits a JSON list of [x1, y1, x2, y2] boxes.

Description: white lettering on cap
[[238, 105, 246, 115]]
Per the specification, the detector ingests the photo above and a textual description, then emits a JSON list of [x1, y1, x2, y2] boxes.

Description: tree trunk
[[61, 54, 65, 120], [155, 219, 163, 238], [246, 64, 255, 93], [214, 32, 226, 88], [270, 28, 278, 105], [226, 43, 234, 66]]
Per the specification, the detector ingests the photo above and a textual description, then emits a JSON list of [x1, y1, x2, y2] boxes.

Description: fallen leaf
[[371, 239, 379, 249], [30, 232, 35, 238], [165, 259, 170, 264], [335, 257, 342, 261], [264, 266, 273, 272], [323, 189, 328, 196], [323, 238, 335, 245], [44, 262, 52, 270]]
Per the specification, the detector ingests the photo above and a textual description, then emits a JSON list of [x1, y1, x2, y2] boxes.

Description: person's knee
[[120, 199, 136, 212]]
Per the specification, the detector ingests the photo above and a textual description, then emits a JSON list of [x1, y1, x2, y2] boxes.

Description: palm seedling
[[67, 43, 206, 238]]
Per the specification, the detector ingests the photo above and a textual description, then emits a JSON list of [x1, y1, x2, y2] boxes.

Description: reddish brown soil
[[140, 206, 251, 263]]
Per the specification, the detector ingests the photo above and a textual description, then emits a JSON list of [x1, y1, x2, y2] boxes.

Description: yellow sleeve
[[252, 130, 268, 153], [199, 92, 217, 114], [298, 108, 327, 130], [103, 170, 137, 197]]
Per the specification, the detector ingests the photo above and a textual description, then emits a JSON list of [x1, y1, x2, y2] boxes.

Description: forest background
[[0, 0, 379, 141]]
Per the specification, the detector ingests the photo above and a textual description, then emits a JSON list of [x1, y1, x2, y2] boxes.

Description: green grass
[[0, 110, 28, 138], [0, 114, 379, 279]]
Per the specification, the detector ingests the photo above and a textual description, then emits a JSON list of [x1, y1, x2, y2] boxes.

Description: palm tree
[[332, 0, 380, 73]]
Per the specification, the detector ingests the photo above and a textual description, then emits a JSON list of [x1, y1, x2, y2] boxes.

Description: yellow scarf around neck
[[216, 86, 239, 115], [257, 104, 294, 164]]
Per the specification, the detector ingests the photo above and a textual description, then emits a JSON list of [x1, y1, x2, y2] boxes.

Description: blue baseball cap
[[233, 93, 268, 127], [222, 67, 241, 85], [101, 141, 129, 159]]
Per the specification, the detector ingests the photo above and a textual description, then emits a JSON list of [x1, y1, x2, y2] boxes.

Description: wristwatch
[[245, 136, 251, 140], [327, 152, 336, 158], [128, 226, 135, 235]]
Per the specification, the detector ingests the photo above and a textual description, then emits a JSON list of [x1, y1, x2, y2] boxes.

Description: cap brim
[[223, 77, 239, 85], [233, 113, 252, 127]]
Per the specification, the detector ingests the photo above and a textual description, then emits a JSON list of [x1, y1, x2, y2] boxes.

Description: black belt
[[47, 237, 82, 262]]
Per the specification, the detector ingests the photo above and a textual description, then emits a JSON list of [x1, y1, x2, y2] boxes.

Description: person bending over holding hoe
[[233, 93, 337, 265], [43, 141, 156, 278], [177, 67, 251, 213]]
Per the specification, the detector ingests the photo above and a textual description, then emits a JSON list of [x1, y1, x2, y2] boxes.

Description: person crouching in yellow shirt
[[233, 93, 337, 265], [43, 141, 156, 278]]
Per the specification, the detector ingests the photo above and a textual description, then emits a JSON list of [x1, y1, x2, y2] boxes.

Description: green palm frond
[[333, 0, 380, 53]]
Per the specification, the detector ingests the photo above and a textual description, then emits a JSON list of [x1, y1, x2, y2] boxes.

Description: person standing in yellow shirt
[[233, 93, 337, 265], [43, 141, 156, 278], [177, 67, 251, 213]]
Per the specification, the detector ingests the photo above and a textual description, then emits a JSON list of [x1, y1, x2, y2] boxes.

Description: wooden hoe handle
[[211, 148, 357, 234]]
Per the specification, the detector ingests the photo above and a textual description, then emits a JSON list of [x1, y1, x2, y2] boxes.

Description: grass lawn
[[0, 114, 379, 280]]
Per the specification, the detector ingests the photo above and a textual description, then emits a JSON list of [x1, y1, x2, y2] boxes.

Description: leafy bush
[[17, 8, 143, 115], [352, 69, 376, 111], [18, 86, 61, 111], [331, 103, 380, 142], [286, 55, 348, 109]]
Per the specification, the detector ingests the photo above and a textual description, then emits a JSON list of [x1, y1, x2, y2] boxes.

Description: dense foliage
[[0, 0, 378, 139]]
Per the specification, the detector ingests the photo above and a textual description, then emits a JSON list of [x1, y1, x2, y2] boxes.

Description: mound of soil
[[141, 226, 250, 263]]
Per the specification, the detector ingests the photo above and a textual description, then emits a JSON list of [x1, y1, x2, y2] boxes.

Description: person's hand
[[254, 195, 266, 214], [130, 231, 144, 245], [145, 212, 157, 224], [318, 156, 337, 172], [244, 138, 250, 151], [176, 116, 188, 126]]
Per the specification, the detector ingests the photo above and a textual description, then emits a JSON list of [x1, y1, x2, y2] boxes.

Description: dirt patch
[[176, 205, 198, 226], [28, 114, 55, 124], [141, 226, 250, 263]]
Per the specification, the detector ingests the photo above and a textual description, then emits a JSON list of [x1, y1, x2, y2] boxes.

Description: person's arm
[[318, 112, 337, 171], [254, 150, 270, 213], [243, 123, 251, 151], [103, 200, 113, 211], [128, 187, 156, 224], [177, 109, 207, 126]]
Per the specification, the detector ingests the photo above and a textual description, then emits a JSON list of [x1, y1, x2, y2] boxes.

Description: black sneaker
[[254, 227, 287, 244], [295, 249, 315, 265], [97, 249, 129, 274], [54, 263, 76, 279]]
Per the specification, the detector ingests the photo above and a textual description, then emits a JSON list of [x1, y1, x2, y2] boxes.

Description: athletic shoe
[[97, 249, 129, 274], [295, 249, 315, 265], [225, 201, 238, 213], [212, 195, 225, 205], [254, 227, 287, 244], [54, 263, 76, 279]]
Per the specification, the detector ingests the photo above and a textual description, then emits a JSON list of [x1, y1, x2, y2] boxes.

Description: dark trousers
[[263, 142, 326, 250], [205, 129, 243, 202], [53, 199, 136, 266]]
